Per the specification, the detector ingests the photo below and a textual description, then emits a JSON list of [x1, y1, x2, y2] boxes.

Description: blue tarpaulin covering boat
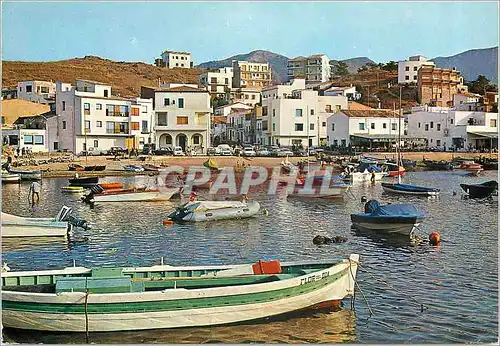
[[381, 183, 440, 196], [351, 200, 425, 236]]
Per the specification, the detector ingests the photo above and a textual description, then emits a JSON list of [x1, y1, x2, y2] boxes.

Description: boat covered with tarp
[[460, 180, 498, 199], [350, 199, 425, 236], [381, 183, 440, 196]]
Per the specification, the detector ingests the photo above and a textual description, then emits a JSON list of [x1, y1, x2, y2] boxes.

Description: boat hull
[[2, 174, 21, 183], [381, 183, 440, 196], [1, 221, 68, 237], [8, 170, 42, 180], [351, 220, 420, 236], [288, 185, 350, 199], [93, 190, 176, 202], [350, 171, 387, 182], [1, 256, 359, 332], [173, 201, 261, 222]]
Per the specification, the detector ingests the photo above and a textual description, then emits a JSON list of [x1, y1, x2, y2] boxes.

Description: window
[[84, 103, 90, 115], [418, 122, 421, 128], [341, 139, 346, 146], [142, 120, 148, 133], [40, 86, 49, 93], [210, 77, 217, 84], [322, 122, 326, 127], [295, 123, 304, 131], [24, 135, 33, 144], [262, 121, 268, 131], [178, 98, 184, 108], [450, 119, 454, 124], [225, 78, 229, 84], [96, 121, 102, 127], [94, 140, 99, 148], [85, 120, 91, 133], [413, 75, 417, 80], [325, 105, 332, 112], [244, 94, 249, 99], [62, 101, 66, 111], [425, 124, 429, 131], [490, 119, 497, 127], [119, 122, 128, 133], [106, 121, 114, 133], [273, 109, 276, 117], [331, 123, 335, 131], [405, 76, 410, 80], [437, 123, 441, 131], [62, 121, 67, 129], [311, 109, 314, 115], [106, 105, 129, 117], [26, 85, 33, 92], [392, 123, 397, 131], [383, 123, 387, 129], [405, 66, 409, 71], [295, 109, 303, 117], [104, 90, 108, 98], [131, 122, 140, 131], [53, 142, 59, 150], [96, 103, 102, 110], [333, 139, 338, 146], [176, 116, 188, 125], [371, 123, 375, 129], [131, 107, 140, 116], [436, 140, 441, 147], [34, 135, 43, 145], [262, 106, 268, 116], [359, 123, 365, 130], [176, 63, 179, 67], [272, 123, 275, 131], [193, 135, 200, 145], [414, 66, 418, 71], [141, 105, 148, 113], [252, 95, 256, 100], [310, 124, 314, 130]]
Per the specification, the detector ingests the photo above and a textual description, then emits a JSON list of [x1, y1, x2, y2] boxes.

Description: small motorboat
[[142, 164, 165, 172], [2, 170, 20, 184], [68, 164, 84, 171], [1, 254, 359, 332], [84, 185, 179, 203], [99, 182, 124, 190], [1, 206, 73, 237], [288, 172, 350, 198], [460, 180, 498, 199], [455, 161, 483, 176], [68, 176, 99, 187], [381, 183, 440, 196], [123, 165, 145, 172], [347, 169, 388, 182], [384, 162, 406, 177], [351, 199, 425, 237], [8, 169, 42, 180], [84, 165, 106, 172], [167, 197, 260, 222], [61, 186, 87, 194], [422, 159, 453, 171]]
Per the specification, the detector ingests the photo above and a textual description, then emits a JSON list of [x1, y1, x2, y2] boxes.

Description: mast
[[398, 86, 402, 184], [306, 104, 310, 172]]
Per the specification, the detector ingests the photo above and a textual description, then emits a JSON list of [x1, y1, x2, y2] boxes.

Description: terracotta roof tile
[[340, 109, 398, 118], [348, 101, 373, 110]]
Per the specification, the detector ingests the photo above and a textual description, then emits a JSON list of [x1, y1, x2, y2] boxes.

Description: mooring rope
[[84, 290, 90, 344], [349, 258, 374, 316]]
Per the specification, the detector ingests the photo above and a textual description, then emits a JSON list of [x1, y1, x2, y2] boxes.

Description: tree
[[382, 61, 398, 71], [333, 61, 349, 76], [211, 95, 229, 109], [465, 75, 497, 95]]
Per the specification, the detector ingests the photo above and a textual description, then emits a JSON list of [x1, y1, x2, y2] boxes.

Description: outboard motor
[[364, 199, 380, 214]]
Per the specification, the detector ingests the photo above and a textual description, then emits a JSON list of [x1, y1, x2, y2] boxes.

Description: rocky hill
[[2, 56, 203, 98], [432, 46, 498, 83]]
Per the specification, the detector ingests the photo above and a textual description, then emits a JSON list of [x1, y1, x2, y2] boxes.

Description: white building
[[324, 85, 361, 101], [17, 81, 56, 104], [287, 54, 331, 85], [155, 50, 193, 69], [199, 67, 233, 100], [142, 84, 211, 154], [47, 80, 153, 153], [326, 110, 405, 148], [211, 116, 228, 145], [261, 79, 348, 147], [2, 129, 48, 152], [407, 107, 498, 151], [226, 108, 252, 144], [214, 102, 253, 117], [398, 56, 436, 84], [453, 93, 484, 111], [230, 88, 261, 107]]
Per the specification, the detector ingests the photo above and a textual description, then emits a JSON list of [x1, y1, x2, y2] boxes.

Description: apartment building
[[229, 88, 261, 106], [214, 102, 252, 117], [141, 84, 211, 154], [417, 66, 462, 106], [232, 61, 272, 89], [226, 108, 253, 144], [155, 50, 193, 69], [17, 81, 57, 104], [261, 79, 347, 147], [287, 54, 331, 85], [398, 56, 436, 84], [408, 107, 498, 151], [199, 67, 233, 100], [47, 80, 153, 153], [323, 85, 361, 100]]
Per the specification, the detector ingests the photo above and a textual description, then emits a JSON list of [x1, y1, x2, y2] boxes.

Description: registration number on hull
[[300, 271, 330, 285]]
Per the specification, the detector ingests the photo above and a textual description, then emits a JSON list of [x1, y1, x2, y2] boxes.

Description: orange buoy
[[429, 232, 440, 245], [162, 219, 174, 226]]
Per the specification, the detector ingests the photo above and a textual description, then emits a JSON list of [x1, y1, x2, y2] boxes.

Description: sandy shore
[[8, 151, 498, 178]]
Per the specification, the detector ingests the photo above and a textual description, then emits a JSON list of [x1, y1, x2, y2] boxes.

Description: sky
[[2, 1, 499, 64]]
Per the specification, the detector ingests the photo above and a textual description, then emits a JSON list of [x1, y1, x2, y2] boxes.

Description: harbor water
[[1, 170, 498, 343]]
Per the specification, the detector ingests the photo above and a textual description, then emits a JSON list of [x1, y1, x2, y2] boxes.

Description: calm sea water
[[2, 170, 498, 344]]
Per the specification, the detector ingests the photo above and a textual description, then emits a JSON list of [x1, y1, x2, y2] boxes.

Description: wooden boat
[[84, 165, 106, 172], [460, 180, 498, 199], [123, 165, 144, 172], [1, 207, 72, 238], [422, 159, 453, 171], [0, 254, 359, 332], [8, 169, 42, 180], [455, 161, 483, 175], [381, 183, 440, 196], [288, 172, 350, 198], [351, 199, 425, 236], [69, 176, 99, 187], [85, 186, 178, 203], [68, 164, 84, 171], [348, 169, 388, 182], [167, 200, 260, 222], [61, 186, 87, 194], [2, 170, 20, 184], [384, 162, 405, 177]]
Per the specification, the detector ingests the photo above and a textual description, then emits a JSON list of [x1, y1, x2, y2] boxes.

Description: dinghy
[[8, 169, 42, 180], [1, 254, 359, 332], [1, 206, 73, 237], [1, 170, 20, 184], [381, 183, 440, 196], [288, 172, 350, 198], [351, 199, 425, 236], [84, 186, 179, 203], [68, 176, 98, 187], [460, 180, 498, 199], [348, 169, 387, 182], [167, 198, 260, 222], [68, 164, 84, 171]]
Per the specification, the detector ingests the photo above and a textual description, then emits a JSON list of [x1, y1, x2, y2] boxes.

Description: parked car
[[216, 144, 233, 156], [207, 147, 217, 156], [256, 148, 271, 156], [233, 146, 243, 156], [80, 147, 107, 156], [109, 146, 126, 156], [153, 147, 173, 156], [277, 148, 294, 157], [173, 146, 185, 156], [242, 147, 257, 157]]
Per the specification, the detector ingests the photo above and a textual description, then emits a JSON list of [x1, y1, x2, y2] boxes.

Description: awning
[[468, 131, 499, 139], [350, 134, 427, 142]]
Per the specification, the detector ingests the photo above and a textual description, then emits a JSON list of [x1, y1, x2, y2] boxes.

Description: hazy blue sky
[[2, 1, 498, 63]]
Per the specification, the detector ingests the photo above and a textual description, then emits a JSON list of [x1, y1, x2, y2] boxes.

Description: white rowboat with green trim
[[1, 254, 359, 332]]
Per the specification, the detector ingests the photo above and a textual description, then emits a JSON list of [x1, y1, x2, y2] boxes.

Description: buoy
[[453, 191, 457, 196], [162, 219, 174, 226], [361, 196, 367, 202], [263, 209, 269, 216], [429, 232, 440, 245]]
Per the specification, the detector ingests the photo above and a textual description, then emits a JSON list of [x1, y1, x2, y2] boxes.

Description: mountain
[[197, 50, 289, 83], [329, 57, 376, 74], [432, 47, 498, 83], [2, 56, 202, 98]]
